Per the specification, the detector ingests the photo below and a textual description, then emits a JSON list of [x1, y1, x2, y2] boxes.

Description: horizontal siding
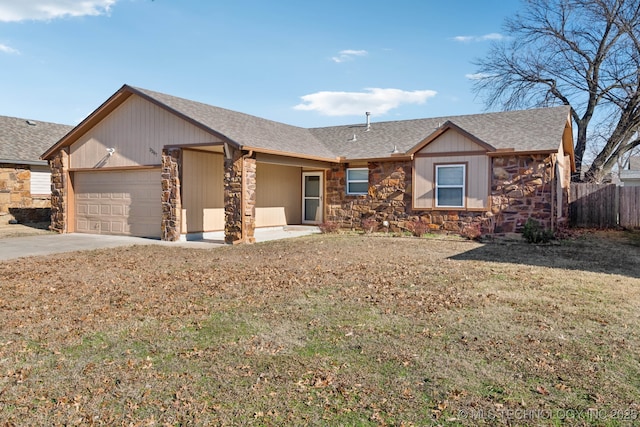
[[419, 129, 486, 154], [414, 155, 489, 209], [70, 94, 220, 169], [182, 150, 224, 233], [256, 163, 301, 227]]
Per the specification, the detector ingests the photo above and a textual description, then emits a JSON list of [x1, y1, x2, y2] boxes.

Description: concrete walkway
[[0, 226, 320, 261]]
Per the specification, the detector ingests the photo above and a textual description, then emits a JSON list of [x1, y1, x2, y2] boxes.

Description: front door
[[302, 172, 323, 224]]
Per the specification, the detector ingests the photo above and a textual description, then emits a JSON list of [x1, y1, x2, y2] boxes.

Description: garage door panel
[[75, 170, 161, 238], [111, 204, 125, 216], [77, 218, 89, 232], [111, 222, 124, 233]]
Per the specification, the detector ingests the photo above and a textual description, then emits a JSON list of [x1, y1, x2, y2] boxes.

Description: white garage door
[[75, 169, 162, 238]]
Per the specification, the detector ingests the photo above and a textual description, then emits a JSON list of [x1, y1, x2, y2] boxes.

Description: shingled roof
[[312, 106, 571, 160], [132, 87, 337, 160], [134, 86, 570, 160], [43, 84, 571, 163], [0, 116, 72, 164]]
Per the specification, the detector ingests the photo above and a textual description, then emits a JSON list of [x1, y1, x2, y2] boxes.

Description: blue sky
[[0, 0, 522, 128]]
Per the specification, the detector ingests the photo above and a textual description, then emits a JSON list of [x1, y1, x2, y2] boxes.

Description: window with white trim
[[346, 168, 368, 195], [435, 164, 465, 208]]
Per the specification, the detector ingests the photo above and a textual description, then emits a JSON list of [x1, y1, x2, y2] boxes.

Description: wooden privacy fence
[[570, 183, 640, 228]]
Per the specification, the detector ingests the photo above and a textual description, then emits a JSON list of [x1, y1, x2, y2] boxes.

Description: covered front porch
[[160, 144, 333, 244]]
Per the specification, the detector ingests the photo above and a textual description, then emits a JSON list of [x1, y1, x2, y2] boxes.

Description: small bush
[[406, 219, 429, 237], [522, 218, 554, 244], [361, 218, 377, 234], [461, 223, 482, 241], [318, 221, 340, 234]]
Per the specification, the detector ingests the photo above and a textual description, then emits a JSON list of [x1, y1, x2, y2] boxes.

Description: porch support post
[[243, 154, 256, 243], [49, 148, 69, 233], [161, 147, 182, 241], [224, 148, 256, 244]]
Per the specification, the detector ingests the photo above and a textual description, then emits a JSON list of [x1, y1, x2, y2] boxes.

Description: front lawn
[[1, 232, 639, 425]]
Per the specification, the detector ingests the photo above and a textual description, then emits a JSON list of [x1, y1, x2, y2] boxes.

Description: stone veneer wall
[[326, 161, 413, 229], [491, 154, 556, 233], [49, 149, 68, 233], [161, 148, 182, 241], [0, 164, 51, 224], [325, 154, 558, 235], [224, 150, 256, 244]]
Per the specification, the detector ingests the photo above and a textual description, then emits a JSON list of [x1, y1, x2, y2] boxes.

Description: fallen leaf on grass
[[554, 383, 571, 392], [536, 385, 549, 395]]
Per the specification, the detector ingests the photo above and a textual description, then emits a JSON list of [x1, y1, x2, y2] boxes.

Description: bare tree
[[472, 0, 640, 182]]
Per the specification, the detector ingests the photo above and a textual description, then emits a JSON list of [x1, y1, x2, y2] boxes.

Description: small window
[[346, 168, 368, 195], [30, 166, 51, 196], [435, 164, 465, 208]]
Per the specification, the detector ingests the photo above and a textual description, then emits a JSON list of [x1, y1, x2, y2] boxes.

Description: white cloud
[[480, 33, 505, 41], [331, 49, 368, 63], [453, 36, 474, 43], [0, 43, 19, 54], [465, 72, 493, 80], [0, 0, 117, 22], [294, 88, 437, 116], [453, 33, 505, 43]]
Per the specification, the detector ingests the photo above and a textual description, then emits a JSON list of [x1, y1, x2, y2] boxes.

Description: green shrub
[[522, 218, 554, 244]]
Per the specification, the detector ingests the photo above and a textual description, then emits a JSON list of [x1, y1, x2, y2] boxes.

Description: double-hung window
[[435, 164, 465, 208], [346, 168, 368, 195]]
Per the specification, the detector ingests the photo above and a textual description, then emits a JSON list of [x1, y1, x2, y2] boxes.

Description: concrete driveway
[[0, 226, 320, 261]]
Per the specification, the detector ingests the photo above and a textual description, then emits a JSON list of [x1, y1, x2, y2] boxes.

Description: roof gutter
[[339, 154, 413, 163], [0, 159, 48, 166], [486, 149, 558, 157]]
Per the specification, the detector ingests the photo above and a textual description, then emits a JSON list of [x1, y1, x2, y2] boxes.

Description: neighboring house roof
[[0, 115, 73, 165], [42, 84, 573, 165], [629, 156, 640, 170]]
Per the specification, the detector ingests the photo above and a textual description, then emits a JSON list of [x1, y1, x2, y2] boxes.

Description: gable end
[[409, 121, 495, 155]]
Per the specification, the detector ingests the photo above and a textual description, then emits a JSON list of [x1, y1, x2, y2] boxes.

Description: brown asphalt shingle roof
[[133, 87, 337, 160], [133, 86, 569, 160], [44, 85, 570, 162], [0, 115, 72, 164], [311, 106, 571, 159]]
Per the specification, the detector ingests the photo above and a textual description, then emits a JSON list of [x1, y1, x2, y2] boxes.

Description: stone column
[[325, 164, 346, 225], [49, 149, 69, 233], [161, 148, 182, 241], [224, 148, 256, 244]]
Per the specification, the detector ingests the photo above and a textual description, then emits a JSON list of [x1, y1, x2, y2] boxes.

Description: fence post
[[615, 185, 620, 227]]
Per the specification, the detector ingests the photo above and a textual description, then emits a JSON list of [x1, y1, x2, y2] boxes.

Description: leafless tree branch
[[472, 0, 640, 182]]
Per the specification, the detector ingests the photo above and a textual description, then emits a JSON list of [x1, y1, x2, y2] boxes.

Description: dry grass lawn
[[1, 231, 639, 426]]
